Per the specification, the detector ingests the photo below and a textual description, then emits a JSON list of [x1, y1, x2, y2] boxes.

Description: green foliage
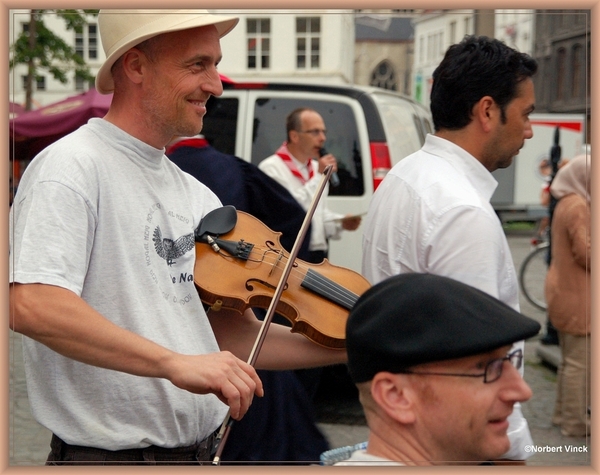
[[10, 9, 99, 92]]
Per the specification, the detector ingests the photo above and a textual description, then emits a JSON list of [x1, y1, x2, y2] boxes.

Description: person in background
[[335, 273, 540, 465], [545, 154, 591, 437], [361, 35, 538, 462], [9, 10, 345, 465], [538, 156, 570, 346], [258, 107, 361, 264], [166, 135, 329, 463]]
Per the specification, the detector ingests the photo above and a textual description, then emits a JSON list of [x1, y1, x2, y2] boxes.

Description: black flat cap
[[346, 274, 541, 383]]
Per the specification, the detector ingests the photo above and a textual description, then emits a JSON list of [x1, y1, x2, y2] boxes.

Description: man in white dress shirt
[[259, 107, 361, 264], [361, 35, 538, 462]]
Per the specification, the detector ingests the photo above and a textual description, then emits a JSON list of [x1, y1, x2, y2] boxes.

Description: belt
[[47, 429, 220, 465]]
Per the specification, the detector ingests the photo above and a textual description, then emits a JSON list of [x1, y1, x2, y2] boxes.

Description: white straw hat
[[95, 9, 238, 94]]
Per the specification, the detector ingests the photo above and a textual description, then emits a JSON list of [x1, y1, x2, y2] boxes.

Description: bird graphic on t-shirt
[[152, 226, 194, 266]]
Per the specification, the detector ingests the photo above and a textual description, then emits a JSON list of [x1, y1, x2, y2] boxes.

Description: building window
[[75, 76, 85, 91], [296, 17, 320, 69], [556, 47, 566, 101], [75, 23, 98, 61], [426, 34, 432, 61], [36, 76, 46, 91], [464, 16, 471, 35], [75, 30, 83, 58], [88, 24, 97, 59], [246, 18, 270, 70], [370, 61, 396, 91], [571, 44, 583, 99], [542, 56, 551, 105], [426, 31, 443, 62], [586, 41, 591, 99], [21, 75, 46, 91]]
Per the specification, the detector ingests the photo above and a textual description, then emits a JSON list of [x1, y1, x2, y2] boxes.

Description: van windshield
[[252, 97, 364, 197]]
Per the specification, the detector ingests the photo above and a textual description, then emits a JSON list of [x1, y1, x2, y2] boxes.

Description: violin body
[[194, 211, 371, 349]]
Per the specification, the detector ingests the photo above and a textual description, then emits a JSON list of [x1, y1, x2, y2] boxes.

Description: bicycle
[[518, 235, 550, 311]]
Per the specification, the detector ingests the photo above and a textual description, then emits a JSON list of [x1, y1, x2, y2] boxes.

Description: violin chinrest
[[195, 205, 238, 243]]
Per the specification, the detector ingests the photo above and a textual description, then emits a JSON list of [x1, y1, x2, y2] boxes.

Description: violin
[[193, 206, 371, 349]]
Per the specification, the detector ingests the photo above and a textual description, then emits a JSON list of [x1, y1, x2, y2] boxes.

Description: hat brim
[[95, 12, 238, 94], [346, 274, 541, 383]]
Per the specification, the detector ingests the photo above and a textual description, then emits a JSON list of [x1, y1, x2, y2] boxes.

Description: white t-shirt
[[10, 118, 228, 450], [259, 154, 342, 252], [361, 134, 531, 460]]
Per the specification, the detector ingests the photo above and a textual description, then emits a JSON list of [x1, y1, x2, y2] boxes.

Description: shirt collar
[[423, 134, 498, 201]]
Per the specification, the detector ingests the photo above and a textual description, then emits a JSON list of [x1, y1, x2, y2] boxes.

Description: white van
[[202, 82, 433, 272]]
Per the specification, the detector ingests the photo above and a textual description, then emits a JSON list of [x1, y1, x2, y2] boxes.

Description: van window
[[251, 97, 364, 196], [203, 96, 239, 156], [371, 93, 425, 166]]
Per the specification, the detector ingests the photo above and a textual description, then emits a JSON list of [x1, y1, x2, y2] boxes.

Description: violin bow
[[211, 165, 335, 465]]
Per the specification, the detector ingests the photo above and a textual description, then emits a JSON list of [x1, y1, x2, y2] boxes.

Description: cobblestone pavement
[[8, 232, 591, 465]]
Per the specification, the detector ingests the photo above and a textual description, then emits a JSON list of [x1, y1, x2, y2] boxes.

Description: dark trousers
[[46, 432, 219, 465]]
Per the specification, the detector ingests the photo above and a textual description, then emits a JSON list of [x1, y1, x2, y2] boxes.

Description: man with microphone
[[259, 107, 361, 264]]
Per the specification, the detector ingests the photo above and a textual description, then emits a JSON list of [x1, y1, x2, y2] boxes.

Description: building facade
[[411, 9, 477, 108], [532, 10, 590, 128], [411, 9, 539, 108], [215, 9, 355, 85], [494, 9, 534, 55]]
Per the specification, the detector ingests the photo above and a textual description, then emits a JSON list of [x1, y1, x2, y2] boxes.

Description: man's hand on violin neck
[[165, 351, 264, 420]]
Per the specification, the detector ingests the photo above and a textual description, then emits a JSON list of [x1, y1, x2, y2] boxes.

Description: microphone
[[319, 148, 340, 187]]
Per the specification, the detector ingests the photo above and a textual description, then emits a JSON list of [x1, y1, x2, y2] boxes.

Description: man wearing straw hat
[[9, 10, 345, 465]]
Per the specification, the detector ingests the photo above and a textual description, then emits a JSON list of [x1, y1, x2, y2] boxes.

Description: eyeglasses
[[298, 129, 327, 137], [399, 349, 523, 384]]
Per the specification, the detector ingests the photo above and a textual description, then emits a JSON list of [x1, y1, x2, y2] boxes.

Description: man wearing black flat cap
[[335, 273, 540, 465]]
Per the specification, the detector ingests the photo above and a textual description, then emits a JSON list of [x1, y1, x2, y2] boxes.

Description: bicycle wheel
[[518, 243, 549, 311]]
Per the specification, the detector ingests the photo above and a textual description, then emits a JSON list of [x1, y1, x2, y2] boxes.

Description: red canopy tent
[[9, 102, 26, 119], [10, 88, 113, 163]]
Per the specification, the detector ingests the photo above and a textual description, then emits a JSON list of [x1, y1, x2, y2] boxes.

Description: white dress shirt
[[362, 134, 532, 460]]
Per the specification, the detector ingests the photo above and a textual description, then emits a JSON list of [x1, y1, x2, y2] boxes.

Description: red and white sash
[[275, 142, 314, 184]]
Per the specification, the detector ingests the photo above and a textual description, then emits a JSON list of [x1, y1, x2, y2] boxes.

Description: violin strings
[[303, 270, 359, 308], [223, 243, 360, 307]]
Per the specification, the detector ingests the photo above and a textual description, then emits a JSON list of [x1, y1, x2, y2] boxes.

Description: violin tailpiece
[[207, 237, 254, 260]]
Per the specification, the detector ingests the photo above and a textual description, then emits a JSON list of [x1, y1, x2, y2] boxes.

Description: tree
[[10, 9, 99, 110]]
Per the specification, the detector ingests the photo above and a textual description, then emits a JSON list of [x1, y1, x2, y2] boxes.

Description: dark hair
[[430, 35, 537, 131]]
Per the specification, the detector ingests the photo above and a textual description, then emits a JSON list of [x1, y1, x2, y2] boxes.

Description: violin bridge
[[268, 251, 285, 277]]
